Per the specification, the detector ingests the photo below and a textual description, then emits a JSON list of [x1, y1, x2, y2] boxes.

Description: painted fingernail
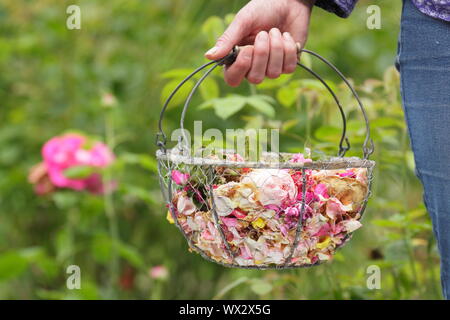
[[205, 46, 218, 56]]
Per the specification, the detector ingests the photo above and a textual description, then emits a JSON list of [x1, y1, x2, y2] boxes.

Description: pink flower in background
[[101, 92, 117, 108], [28, 162, 55, 195], [149, 265, 169, 280], [33, 133, 115, 194], [171, 170, 190, 185]]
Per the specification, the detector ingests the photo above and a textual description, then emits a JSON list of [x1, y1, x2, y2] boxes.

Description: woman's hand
[[205, 0, 315, 87]]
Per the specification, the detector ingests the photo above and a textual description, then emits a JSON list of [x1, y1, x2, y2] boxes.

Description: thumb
[[205, 15, 248, 60]]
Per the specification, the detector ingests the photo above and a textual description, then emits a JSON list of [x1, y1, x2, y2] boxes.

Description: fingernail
[[283, 32, 293, 40], [205, 46, 218, 56], [257, 31, 268, 40], [270, 28, 279, 36]]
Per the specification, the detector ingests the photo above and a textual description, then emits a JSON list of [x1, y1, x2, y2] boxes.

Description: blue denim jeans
[[398, 0, 450, 299]]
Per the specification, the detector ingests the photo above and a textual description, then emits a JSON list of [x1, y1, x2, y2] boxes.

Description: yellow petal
[[166, 211, 175, 224], [316, 236, 331, 249], [251, 218, 266, 229]]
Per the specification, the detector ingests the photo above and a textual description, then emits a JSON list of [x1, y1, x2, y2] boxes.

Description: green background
[[0, 0, 442, 299]]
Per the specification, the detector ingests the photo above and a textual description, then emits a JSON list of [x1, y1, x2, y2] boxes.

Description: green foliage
[[64, 166, 97, 179], [0, 0, 441, 300], [199, 94, 275, 119]]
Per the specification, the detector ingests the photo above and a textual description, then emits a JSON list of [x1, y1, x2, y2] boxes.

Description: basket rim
[[156, 148, 376, 170]]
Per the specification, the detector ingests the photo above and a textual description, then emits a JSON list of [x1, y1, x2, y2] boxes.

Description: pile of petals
[[28, 132, 115, 195], [168, 153, 368, 267]]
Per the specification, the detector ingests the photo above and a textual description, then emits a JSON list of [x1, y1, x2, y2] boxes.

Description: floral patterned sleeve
[[313, 0, 450, 22], [314, 0, 359, 18]]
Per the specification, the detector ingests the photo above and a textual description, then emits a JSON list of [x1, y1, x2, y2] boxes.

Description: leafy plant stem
[[249, 83, 257, 96], [104, 112, 120, 299], [212, 277, 249, 300], [67, 208, 77, 263], [426, 233, 440, 298], [283, 132, 306, 143], [400, 126, 419, 289], [324, 268, 339, 299]]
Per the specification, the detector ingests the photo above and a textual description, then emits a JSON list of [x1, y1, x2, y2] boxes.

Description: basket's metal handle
[[296, 49, 374, 159], [157, 46, 374, 159]]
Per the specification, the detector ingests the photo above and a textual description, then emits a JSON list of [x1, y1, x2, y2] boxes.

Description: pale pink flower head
[[101, 92, 117, 108], [226, 153, 244, 162], [41, 133, 115, 194], [241, 169, 297, 207], [149, 265, 169, 280], [290, 153, 312, 164], [28, 162, 55, 195]]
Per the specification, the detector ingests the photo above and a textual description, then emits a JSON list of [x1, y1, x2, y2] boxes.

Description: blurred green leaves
[[250, 279, 273, 296], [91, 234, 144, 269], [160, 79, 195, 109], [201, 16, 225, 47], [0, 251, 28, 282], [64, 165, 97, 179], [198, 94, 275, 119], [0, 0, 439, 300], [0, 248, 59, 283], [160, 69, 220, 109]]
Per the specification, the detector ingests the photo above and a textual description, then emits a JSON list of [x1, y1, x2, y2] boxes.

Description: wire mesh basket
[[156, 47, 375, 269]]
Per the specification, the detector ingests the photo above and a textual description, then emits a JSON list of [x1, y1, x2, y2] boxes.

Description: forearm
[[314, 0, 359, 18]]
